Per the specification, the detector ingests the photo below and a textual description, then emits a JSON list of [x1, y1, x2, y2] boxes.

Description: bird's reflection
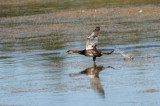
[[69, 65, 114, 98]]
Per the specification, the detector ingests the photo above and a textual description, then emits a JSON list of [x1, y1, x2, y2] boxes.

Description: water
[[0, 1, 160, 106]]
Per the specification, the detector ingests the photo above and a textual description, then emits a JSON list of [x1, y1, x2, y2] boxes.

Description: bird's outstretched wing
[[86, 26, 100, 50]]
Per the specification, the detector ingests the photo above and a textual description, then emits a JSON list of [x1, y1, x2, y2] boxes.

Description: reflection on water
[[70, 65, 105, 97], [69, 65, 115, 98]]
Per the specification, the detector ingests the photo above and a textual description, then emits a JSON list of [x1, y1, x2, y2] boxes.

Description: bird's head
[[65, 50, 73, 54]]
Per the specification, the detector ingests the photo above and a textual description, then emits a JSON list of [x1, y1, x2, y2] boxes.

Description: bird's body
[[69, 49, 102, 57], [66, 26, 114, 65]]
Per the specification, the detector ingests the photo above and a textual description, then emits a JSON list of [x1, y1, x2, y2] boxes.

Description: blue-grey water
[[0, 1, 160, 106]]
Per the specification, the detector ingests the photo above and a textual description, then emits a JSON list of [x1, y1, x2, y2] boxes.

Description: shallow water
[[0, 1, 160, 106]]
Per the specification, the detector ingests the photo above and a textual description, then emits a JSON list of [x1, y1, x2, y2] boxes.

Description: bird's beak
[[65, 51, 69, 54]]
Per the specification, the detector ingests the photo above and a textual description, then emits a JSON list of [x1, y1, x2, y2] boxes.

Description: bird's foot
[[93, 61, 97, 67]]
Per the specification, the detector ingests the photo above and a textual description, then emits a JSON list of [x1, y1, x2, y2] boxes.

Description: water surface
[[0, 1, 160, 106]]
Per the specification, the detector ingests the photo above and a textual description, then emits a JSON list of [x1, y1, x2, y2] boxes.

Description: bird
[[66, 26, 114, 66]]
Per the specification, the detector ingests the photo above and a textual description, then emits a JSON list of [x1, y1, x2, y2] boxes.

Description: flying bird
[[66, 26, 114, 65]]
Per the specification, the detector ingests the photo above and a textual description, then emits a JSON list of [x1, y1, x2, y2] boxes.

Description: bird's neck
[[72, 50, 84, 55]]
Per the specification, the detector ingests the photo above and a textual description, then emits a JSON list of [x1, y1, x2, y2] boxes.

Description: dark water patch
[[0, 56, 13, 59], [120, 44, 160, 51], [35, 52, 60, 56], [0, 51, 65, 60], [0, 21, 60, 28]]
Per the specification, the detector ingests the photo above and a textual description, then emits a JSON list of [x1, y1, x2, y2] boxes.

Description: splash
[[114, 48, 133, 60]]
